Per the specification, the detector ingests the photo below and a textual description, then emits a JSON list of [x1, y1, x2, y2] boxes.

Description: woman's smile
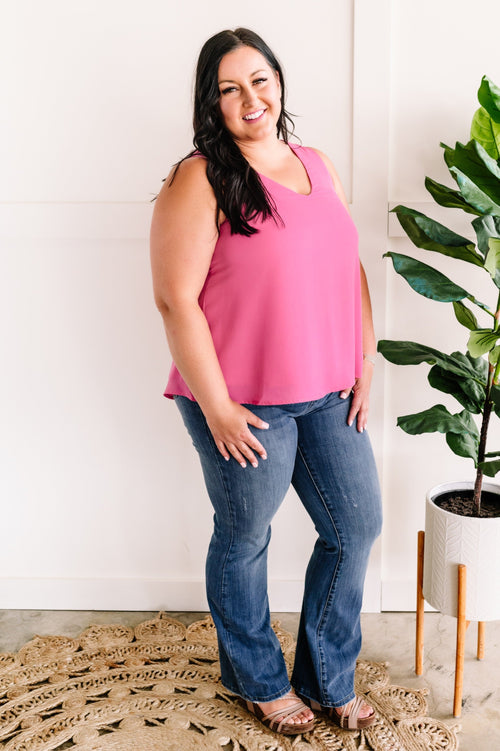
[[243, 108, 267, 121]]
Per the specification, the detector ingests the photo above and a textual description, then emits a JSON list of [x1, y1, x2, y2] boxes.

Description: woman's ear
[[275, 69, 281, 88]]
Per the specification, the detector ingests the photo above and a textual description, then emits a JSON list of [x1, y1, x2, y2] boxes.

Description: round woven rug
[[0, 613, 459, 750]]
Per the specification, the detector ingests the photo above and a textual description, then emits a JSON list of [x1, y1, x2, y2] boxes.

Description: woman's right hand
[[204, 400, 269, 468]]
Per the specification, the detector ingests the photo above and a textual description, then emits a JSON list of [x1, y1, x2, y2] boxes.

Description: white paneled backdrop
[[1, 0, 499, 611]]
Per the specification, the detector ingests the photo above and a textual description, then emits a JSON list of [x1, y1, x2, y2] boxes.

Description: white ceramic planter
[[423, 481, 500, 621]]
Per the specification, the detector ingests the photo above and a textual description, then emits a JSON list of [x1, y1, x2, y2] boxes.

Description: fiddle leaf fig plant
[[378, 76, 500, 516]]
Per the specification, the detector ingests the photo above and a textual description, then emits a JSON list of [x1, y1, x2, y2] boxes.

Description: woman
[[150, 28, 382, 737]]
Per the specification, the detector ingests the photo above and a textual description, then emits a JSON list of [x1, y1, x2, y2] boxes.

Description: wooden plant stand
[[415, 530, 485, 718]]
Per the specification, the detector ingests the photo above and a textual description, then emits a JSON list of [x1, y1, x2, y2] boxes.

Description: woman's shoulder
[[156, 154, 214, 208], [151, 152, 220, 243], [290, 144, 336, 176], [300, 146, 348, 208], [303, 147, 338, 178], [168, 153, 209, 185]]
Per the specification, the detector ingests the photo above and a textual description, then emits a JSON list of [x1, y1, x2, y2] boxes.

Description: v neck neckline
[[257, 144, 313, 197]]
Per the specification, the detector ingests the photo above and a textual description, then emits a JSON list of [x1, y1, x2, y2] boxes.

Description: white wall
[[383, 0, 500, 608], [1, 0, 499, 612]]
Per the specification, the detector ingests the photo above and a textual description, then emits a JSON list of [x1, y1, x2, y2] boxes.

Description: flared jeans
[[175, 390, 382, 707]]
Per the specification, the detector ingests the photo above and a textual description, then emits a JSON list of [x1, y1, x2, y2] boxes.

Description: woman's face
[[217, 45, 281, 145]]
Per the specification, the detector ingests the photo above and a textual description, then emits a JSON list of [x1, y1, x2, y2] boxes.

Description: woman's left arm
[[343, 263, 376, 432], [312, 148, 377, 432]]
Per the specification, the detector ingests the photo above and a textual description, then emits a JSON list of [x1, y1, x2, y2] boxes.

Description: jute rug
[[0, 613, 460, 751]]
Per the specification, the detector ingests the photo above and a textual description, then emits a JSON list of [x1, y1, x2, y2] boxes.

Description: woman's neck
[[236, 135, 287, 167]]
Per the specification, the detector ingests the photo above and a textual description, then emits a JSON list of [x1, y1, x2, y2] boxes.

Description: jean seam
[[296, 443, 343, 701], [222, 680, 293, 704], [201, 416, 249, 692]]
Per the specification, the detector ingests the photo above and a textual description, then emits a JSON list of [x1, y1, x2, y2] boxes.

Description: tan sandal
[[309, 695, 375, 730], [245, 695, 315, 735]]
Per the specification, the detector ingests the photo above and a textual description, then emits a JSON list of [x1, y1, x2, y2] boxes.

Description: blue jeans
[[175, 391, 382, 707]]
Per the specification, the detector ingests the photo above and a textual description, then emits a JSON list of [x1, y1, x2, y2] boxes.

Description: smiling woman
[[150, 27, 381, 737]]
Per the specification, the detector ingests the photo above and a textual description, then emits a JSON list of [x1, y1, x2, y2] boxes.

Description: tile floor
[[0, 610, 498, 750]]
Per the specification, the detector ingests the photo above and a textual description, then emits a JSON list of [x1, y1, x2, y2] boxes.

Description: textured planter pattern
[[422, 481, 500, 621]]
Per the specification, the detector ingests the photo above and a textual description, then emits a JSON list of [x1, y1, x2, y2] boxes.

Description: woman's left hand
[[340, 361, 374, 432]]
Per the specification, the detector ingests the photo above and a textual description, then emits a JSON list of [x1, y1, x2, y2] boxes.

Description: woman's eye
[[253, 78, 267, 85], [220, 86, 237, 95]]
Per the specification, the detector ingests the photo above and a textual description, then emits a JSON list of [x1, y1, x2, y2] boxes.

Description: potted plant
[[378, 75, 500, 626]]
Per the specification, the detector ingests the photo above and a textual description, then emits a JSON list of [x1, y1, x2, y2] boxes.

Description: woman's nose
[[242, 85, 258, 106]]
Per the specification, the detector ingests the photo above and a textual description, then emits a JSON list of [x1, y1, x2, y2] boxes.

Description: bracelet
[[363, 353, 376, 366]]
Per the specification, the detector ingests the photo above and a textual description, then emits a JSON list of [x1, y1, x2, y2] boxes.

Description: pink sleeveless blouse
[[164, 144, 362, 405]]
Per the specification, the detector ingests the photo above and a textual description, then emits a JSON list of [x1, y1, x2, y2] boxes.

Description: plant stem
[[473, 367, 493, 516], [474, 290, 500, 514]]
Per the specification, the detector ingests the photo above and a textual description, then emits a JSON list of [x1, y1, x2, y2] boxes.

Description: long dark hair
[[185, 28, 295, 236]]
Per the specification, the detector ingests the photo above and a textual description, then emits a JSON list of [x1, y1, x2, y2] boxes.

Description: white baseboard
[[0, 578, 208, 612], [0, 577, 383, 613]]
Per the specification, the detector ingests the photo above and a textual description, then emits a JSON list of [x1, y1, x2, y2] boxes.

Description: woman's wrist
[[363, 353, 376, 366]]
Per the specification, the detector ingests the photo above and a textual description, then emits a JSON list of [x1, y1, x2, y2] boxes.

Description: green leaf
[[397, 404, 476, 436], [446, 430, 479, 462], [490, 384, 500, 417], [485, 237, 500, 287], [441, 141, 456, 171], [485, 450, 500, 458], [467, 328, 500, 357], [444, 140, 500, 206], [489, 345, 500, 366], [425, 176, 483, 215], [471, 107, 500, 161], [478, 459, 500, 477], [452, 300, 479, 331], [475, 140, 500, 178], [477, 76, 500, 124], [456, 350, 489, 381], [399, 407, 479, 464], [383, 252, 471, 302], [390, 205, 482, 266], [472, 215, 500, 255], [377, 340, 487, 384], [451, 166, 500, 216], [467, 294, 494, 316], [457, 408, 480, 435], [427, 364, 484, 413]]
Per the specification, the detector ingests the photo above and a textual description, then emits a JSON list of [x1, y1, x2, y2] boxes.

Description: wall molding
[[0, 575, 382, 613], [351, 0, 392, 612], [0, 203, 153, 240]]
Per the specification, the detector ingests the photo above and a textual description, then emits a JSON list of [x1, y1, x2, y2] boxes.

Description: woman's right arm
[[150, 158, 269, 468]]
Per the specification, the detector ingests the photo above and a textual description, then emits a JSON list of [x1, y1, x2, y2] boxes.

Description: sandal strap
[[338, 695, 367, 729], [262, 699, 310, 732]]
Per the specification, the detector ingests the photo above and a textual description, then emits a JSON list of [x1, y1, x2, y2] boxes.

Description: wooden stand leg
[[477, 621, 485, 660], [415, 531, 425, 676], [453, 564, 467, 718]]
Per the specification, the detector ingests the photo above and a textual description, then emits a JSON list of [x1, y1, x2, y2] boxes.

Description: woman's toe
[[361, 702, 374, 719], [347, 698, 373, 719]]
